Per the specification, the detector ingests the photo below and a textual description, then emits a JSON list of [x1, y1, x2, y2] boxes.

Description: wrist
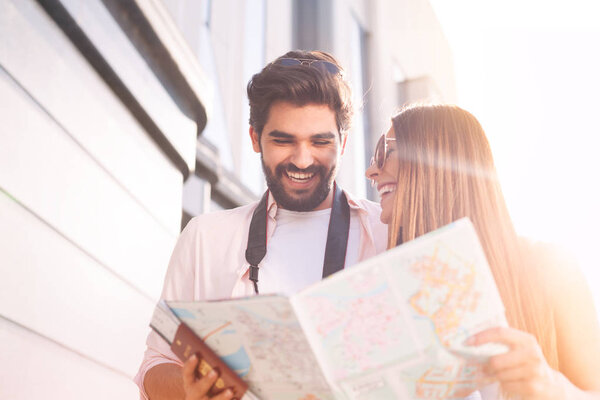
[[549, 370, 582, 400]]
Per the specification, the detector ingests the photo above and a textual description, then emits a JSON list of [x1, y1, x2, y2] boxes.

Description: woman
[[366, 104, 600, 399]]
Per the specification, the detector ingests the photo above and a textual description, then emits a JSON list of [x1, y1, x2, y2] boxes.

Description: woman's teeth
[[287, 171, 314, 182], [378, 184, 396, 196]]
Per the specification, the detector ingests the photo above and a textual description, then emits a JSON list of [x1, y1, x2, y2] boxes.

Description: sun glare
[[430, 0, 600, 315]]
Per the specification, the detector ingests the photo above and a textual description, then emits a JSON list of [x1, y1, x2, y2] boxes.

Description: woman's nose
[[365, 159, 379, 187], [365, 159, 378, 179]]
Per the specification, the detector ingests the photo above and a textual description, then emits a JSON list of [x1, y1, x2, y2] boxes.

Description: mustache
[[275, 163, 324, 175]]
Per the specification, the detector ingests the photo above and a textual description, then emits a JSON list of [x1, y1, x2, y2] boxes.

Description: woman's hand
[[182, 354, 234, 400], [467, 327, 565, 400]]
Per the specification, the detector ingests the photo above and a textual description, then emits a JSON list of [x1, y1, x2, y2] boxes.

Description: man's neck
[[309, 188, 335, 211]]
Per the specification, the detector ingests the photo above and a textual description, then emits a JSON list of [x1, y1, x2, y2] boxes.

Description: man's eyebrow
[[267, 130, 295, 139], [311, 132, 337, 140], [266, 130, 337, 139]]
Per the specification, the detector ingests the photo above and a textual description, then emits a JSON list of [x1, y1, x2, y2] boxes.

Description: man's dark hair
[[247, 50, 353, 139]]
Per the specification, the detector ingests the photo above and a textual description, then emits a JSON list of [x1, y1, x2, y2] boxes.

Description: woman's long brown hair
[[388, 104, 558, 368]]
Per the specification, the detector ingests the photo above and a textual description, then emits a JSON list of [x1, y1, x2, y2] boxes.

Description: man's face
[[250, 101, 346, 211]]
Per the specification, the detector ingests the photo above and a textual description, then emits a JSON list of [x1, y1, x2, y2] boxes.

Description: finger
[[467, 327, 536, 349], [490, 362, 538, 383], [486, 347, 533, 373], [474, 374, 495, 388], [501, 379, 544, 397], [187, 369, 219, 398], [182, 354, 200, 388], [212, 388, 234, 400]]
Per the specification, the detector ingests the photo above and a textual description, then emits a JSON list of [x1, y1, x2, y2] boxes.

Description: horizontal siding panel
[[60, 0, 199, 173], [0, 318, 139, 400], [0, 192, 154, 375], [0, 0, 185, 235], [0, 71, 175, 299]]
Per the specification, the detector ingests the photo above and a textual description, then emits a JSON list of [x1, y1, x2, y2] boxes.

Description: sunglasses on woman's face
[[370, 134, 397, 169], [275, 58, 342, 75]]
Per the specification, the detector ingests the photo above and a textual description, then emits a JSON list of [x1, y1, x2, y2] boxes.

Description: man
[[134, 50, 387, 400]]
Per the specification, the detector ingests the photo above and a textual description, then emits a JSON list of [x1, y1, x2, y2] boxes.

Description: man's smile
[[286, 170, 315, 182]]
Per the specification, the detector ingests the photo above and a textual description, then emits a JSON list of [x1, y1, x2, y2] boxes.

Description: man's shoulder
[[344, 192, 385, 232], [183, 200, 260, 234], [353, 197, 382, 214], [344, 191, 382, 218], [344, 192, 387, 254]]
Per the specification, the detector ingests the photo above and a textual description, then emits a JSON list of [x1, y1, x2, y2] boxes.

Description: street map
[[169, 218, 507, 399]]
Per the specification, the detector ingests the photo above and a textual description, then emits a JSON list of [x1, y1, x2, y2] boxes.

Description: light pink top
[[134, 191, 387, 398]]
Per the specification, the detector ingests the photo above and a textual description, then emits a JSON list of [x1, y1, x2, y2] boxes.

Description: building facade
[[0, 0, 454, 398], [173, 0, 456, 218]]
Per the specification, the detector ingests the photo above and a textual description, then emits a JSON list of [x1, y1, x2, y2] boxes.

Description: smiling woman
[[367, 104, 600, 399], [429, 0, 600, 325], [365, 132, 399, 225]]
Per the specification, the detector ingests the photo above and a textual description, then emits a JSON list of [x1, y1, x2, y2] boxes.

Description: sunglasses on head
[[275, 58, 342, 75], [370, 134, 397, 169]]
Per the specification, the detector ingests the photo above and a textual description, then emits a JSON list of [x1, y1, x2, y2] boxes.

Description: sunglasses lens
[[278, 58, 301, 66], [375, 135, 385, 169], [276, 58, 340, 75], [314, 61, 341, 74]]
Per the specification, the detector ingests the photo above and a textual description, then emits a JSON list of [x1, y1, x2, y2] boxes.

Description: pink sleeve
[[133, 220, 199, 398], [133, 331, 183, 399]]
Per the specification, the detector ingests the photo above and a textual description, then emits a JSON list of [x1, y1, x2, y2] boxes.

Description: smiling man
[[135, 50, 387, 400], [255, 102, 339, 212]]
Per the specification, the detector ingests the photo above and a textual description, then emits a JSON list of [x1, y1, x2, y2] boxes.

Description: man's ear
[[249, 127, 261, 153], [340, 133, 348, 156]]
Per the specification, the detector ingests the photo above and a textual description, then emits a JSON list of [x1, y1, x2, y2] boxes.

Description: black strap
[[245, 183, 351, 294], [245, 191, 269, 294], [322, 183, 350, 278]]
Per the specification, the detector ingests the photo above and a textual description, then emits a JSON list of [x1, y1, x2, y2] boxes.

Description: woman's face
[[365, 127, 400, 224]]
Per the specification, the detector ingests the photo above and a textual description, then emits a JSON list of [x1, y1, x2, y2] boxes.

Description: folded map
[[163, 218, 508, 399]]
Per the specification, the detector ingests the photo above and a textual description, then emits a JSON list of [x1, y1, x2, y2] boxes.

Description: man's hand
[[182, 355, 234, 400]]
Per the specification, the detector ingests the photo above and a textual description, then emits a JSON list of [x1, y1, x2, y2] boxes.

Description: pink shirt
[[134, 191, 387, 398]]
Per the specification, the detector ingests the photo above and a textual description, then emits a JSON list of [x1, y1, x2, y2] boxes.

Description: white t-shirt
[[259, 207, 360, 296]]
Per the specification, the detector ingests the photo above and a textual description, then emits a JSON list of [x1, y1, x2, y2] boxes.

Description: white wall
[[0, 2, 456, 398], [366, 0, 457, 151], [330, 0, 457, 197], [0, 0, 190, 398]]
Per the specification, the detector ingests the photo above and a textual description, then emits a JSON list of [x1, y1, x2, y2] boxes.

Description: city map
[[168, 218, 507, 399], [170, 296, 334, 400]]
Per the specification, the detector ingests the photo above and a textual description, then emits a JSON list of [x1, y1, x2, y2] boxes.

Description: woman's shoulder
[[519, 237, 597, 333], [518, 238, 582, 291], [519, 241, 600, 389]]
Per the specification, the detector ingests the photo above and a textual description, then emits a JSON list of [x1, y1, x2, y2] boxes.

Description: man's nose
[[290, 144, 314, 169]]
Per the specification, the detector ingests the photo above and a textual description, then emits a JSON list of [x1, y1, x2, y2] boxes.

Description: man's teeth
[[287, 171, 314, 182], [378, 185, 396, 196]]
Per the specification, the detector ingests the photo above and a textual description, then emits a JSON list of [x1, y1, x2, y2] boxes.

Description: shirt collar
[[266, 190, 278, 220], [343, 189, 367, 212]]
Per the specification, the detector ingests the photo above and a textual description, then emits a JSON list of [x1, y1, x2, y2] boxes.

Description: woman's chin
[[379, 193, 395, 224], [379, 206, 392, 224], [379, 214, 390, 224]]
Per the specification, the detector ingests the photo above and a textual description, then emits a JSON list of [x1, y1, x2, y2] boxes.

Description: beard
[[261, 158, 338, 212]]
